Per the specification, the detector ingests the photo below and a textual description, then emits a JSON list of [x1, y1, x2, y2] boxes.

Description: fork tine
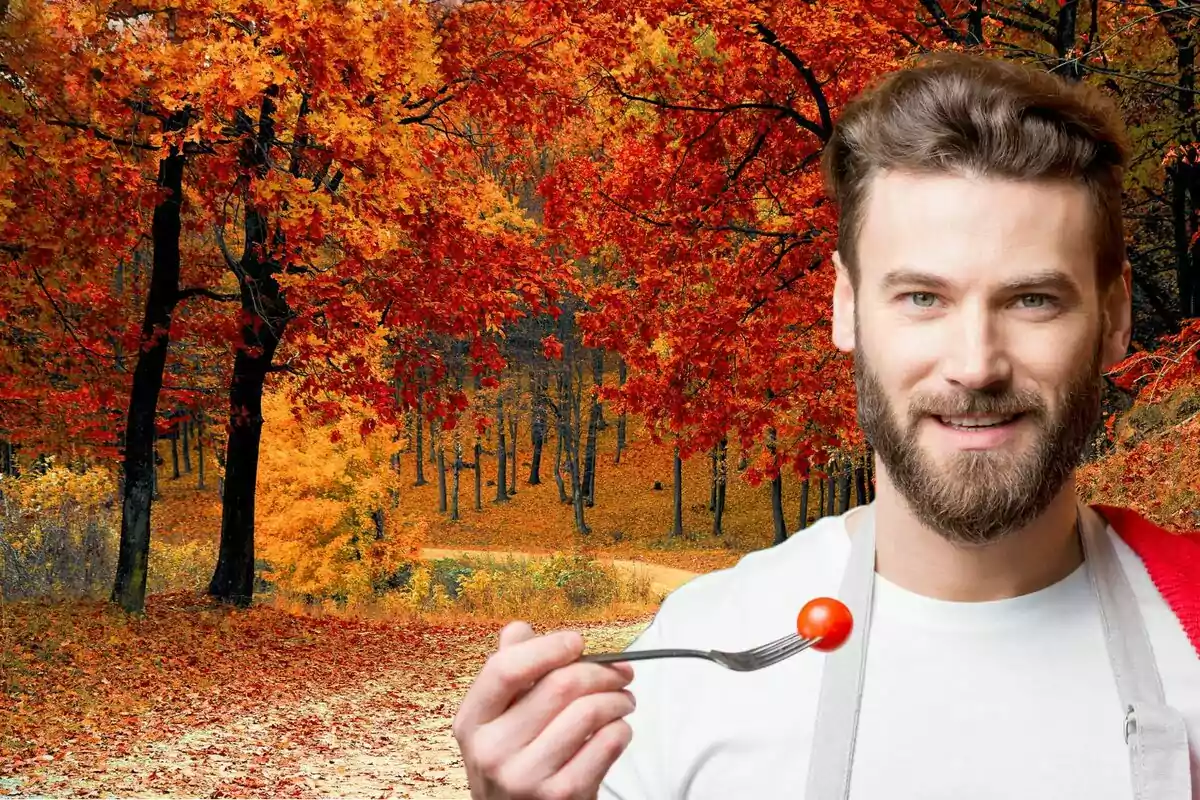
[[764, 636, 815, 664], [747, 632, 807, 657], [741, 636, 814, 669]]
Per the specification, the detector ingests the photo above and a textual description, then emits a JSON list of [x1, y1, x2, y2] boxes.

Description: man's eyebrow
[[878, 270, 954, 292], [878, 268, 1083, 298], [996, 270, 1082, 298]]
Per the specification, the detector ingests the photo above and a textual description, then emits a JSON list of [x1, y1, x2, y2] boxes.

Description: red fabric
[[1095, 504, 1200, 660]]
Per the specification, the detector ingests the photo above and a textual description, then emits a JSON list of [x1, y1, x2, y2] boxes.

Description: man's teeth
[[940, 415, 1017, 428]]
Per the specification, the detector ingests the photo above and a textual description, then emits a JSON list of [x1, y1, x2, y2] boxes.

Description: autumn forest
[[2, 0, 1198, 796]]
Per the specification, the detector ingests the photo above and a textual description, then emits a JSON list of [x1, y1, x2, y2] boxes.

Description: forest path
[[8, 554, 697, 799]]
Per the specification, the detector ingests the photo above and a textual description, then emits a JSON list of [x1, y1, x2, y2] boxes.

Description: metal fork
[[577, 632, 817, 672]]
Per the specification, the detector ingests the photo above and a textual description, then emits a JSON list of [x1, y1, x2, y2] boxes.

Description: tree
[[544, 2, 905, 494]]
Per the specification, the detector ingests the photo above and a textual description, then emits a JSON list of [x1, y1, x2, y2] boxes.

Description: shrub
[[0, 463, 118, 601]]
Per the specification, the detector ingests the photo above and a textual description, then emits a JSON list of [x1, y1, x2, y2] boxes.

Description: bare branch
[[213, 224, 240, 272], [751, 23, 833, 139], [266, 362, 302, 375], [176, 286, 239, 304], [30, 264, 114, 374], [917, 0, 965, 44], [606, 73, 826, 141], [989, 12, 1055, 39], [45, 119, 158, 151], [398, 92, 457, 125]]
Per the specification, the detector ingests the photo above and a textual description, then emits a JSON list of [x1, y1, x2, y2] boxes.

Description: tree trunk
[[837, 460, 853, 515], [826, 471, 836, 516], [181, 419, 192, 473], [1157, 7, 1199, 320], [865, 445, 875, 502], [614, 358, 627, 463], [712, 437, 726, 538], [414, 395, 428, 486], [816, 477, 825, 520], [170, 430, 180, 479], [372, 509, 385, 540], [561, 381, 587, 533], [1052, 0, 1082, 80], [451, 429, 461, 522], [771, 471, 787, 545], [429, 418, 437, 465], [208, 89, 289, 609], [495, 391, 509, 503], [529, 369, 546, 484], [556, 305, 588, 534], [209, 347, 276, 607], [709, 446, 718, 513], [474, 440, 482, 511], [112, 124, 188, 614], [507, 398, 518, 496], [554, 425, 567, 503], [767, 429, 786, 545], [196, 414, 205, 490], [433, 422, 446, 513], [582, 350, 602, 506], [671, 446, 683, 538], [151, 432, 161, 501], [798, 475, 810, 531], [855, 456, 868, 507], [390, 451, 400, 508]]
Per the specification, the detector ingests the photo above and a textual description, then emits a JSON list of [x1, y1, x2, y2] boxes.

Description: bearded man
[[451, 51, 1200, 800]]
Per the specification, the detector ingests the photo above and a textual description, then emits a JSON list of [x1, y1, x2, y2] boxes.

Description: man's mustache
[[906, 390, 1046, 419]]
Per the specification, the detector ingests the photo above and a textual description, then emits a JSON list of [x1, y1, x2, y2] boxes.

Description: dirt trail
[[18, 620, 657, 799], [13, 555, 697, 799], [418, 547, 700, 598]]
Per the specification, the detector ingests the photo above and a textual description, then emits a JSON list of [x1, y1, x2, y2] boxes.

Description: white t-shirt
[[599, 504, 1200, 800]]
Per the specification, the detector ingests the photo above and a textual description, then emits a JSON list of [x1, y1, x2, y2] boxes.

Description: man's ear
[[1100, 260, 1133, 371], [831, 251, 856, 353]]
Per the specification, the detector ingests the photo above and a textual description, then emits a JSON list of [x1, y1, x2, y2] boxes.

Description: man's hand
[[452, 621, 636, 799]]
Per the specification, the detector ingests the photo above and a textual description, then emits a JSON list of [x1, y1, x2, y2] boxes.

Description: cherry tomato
[[796, 597, 853, 652]]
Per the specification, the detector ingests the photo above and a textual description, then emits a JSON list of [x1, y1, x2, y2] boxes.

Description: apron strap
[[803, 504, 876, 800], [803, 505, 1192, 800], [1081, 510, 1192, 800]]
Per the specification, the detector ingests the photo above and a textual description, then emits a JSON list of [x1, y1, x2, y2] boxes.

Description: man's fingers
[[498, 620, 536, 649], [456, 627, 585, 731], [474, 661, 633, 759], [540, 717, 634, 800], [500, 688, 636, 786]]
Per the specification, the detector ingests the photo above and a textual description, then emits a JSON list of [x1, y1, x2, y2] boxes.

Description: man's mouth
[[934, 413, 1024, 430]]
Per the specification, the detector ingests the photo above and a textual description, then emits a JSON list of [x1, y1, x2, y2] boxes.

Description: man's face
[[831, 171, 1131, 544]]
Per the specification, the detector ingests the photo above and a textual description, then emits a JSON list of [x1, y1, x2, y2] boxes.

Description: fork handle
[[579, 648, 709, 664]]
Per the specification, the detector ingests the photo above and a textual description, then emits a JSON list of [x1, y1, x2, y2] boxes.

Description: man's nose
[[941, 308, 1012, 390]]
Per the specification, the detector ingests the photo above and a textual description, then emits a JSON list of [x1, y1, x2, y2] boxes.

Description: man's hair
[[822, 51, 1132, 288]]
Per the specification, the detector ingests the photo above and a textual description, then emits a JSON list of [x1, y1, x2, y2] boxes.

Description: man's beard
[[855, 341, 1103, 545]]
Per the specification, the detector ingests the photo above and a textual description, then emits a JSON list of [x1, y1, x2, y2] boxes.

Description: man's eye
[[1018, 294, 1055, 309], [908, 292, 937, 308]]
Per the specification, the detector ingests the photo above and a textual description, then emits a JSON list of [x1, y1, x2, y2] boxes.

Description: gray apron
[[804, 504, 1192, 800]]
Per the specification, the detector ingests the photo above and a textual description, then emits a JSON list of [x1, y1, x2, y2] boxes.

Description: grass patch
[[358, 553, 659, 624]]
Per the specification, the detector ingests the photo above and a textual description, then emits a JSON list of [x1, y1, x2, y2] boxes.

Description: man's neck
[[858, 477, 1084, 602]]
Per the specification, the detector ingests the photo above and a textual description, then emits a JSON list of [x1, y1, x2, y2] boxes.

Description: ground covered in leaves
[[1, 591, 652, 798]]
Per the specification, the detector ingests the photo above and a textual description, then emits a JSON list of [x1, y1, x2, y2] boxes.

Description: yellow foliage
[[433, 552, 656, 624], [253, 389, 422, 606], [147, 538, 217, 595], [2, 459, 114, 510]]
